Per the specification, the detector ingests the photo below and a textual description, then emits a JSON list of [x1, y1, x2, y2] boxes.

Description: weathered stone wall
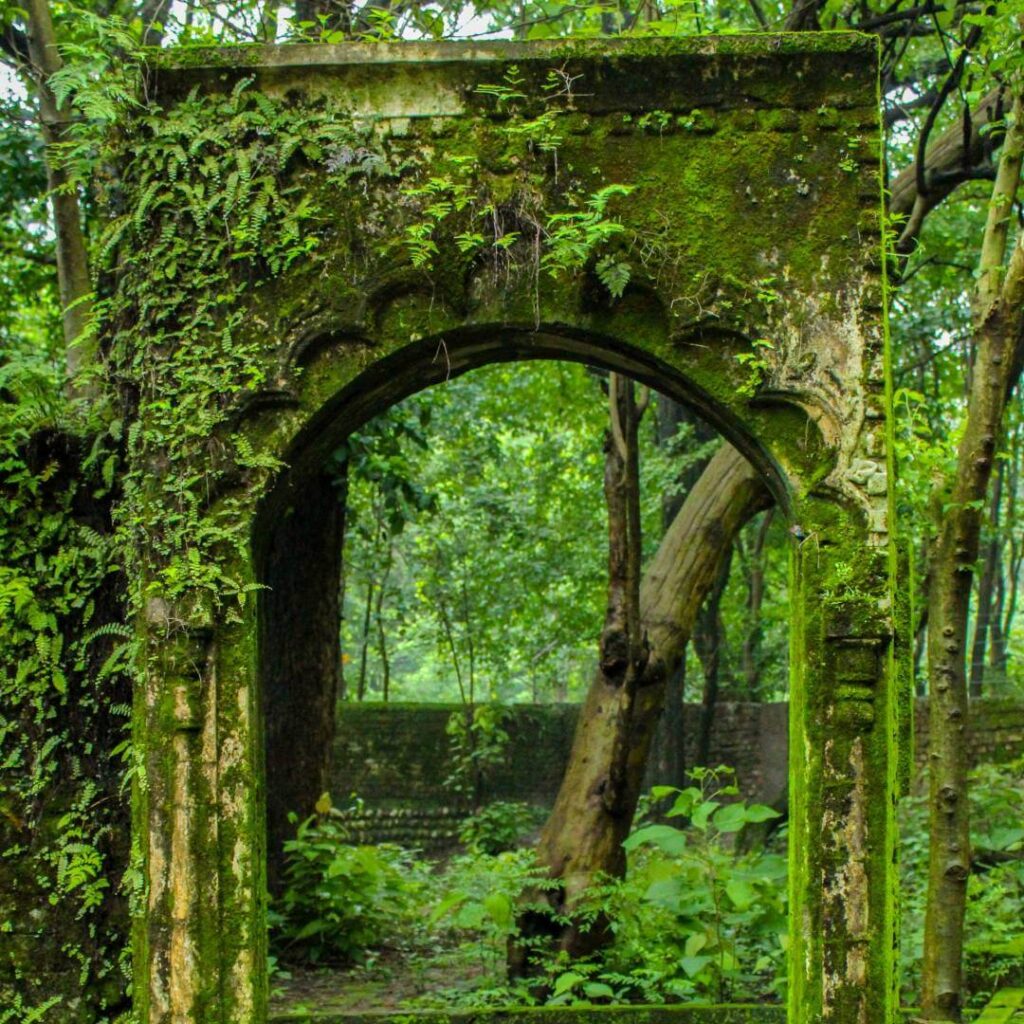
[[327, 698, 1024, 846]]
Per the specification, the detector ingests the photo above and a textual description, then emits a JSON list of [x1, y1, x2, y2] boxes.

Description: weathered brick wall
[[328, 698, 1024, 847], [912, 696, 1024, 770]]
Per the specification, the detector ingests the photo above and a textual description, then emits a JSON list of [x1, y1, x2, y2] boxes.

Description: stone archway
[[123, 36, 901, 1024]]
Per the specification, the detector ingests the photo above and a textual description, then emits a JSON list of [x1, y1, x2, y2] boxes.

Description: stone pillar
[[137, 608, 224, 1024], [788, 501, 899, 1024], [137, 566, 267, 1024]]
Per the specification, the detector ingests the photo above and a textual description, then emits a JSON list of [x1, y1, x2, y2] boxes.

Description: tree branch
[[890, 85, 1006, 255]]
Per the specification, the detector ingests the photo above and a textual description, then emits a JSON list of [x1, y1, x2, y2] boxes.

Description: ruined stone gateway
[[121, 34, 904, 1024]]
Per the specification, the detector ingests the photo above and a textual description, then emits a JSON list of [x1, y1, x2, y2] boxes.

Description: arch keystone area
[[115, 35, 902, 1024]]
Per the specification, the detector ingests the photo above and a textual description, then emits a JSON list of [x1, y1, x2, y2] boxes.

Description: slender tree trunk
[[914, 602, 929, 696], [356, 575, 374, 701], [741, 509, 773, 695], [138, 0, 169, 45], [968, 463, 1003, 697], [991, 428, 1021, 680], [375, 541, 392, 702], [922, 90, 1024, 1022], [24, 0, 95, 396], [511, 443, 771, 972], [260, 0, 280, 40], [695, 548, 733, 769]]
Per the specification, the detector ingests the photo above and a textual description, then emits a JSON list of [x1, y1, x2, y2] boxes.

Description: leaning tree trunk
[[648, 397, 717, 789], [921, 90, 1024, 1022], [510, 441, 771, 971]]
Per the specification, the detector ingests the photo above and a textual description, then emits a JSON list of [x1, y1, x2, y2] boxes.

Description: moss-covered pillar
[[135, 557, 266, 1024], [788, 498, 899, 1024], [135, 603, 225, 1024]]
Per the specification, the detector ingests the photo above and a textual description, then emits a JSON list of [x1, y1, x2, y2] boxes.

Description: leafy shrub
[[444, 704, 510, 810], [459, 801, 544, 854], [414, 767, 787, 1008], [592, 767, 786, 1004], [272, 802, 425, 965]]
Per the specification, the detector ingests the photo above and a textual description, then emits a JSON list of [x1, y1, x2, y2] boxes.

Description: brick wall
[[327, 698, 1024, 847]]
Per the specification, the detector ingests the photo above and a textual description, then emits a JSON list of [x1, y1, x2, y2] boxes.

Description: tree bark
[[695, 547, 733, 769], [921, 90, 1024, 1022], [24, 0, 96, 396], [968, 463, 1003, 697], [741, 509, 773, 695], [511, 443, 771, 972], [648, 397, 717, 788], [138, 0, 169, 46], [890, 87, 1005, 256]]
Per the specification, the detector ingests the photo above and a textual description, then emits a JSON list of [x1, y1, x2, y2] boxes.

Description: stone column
[[787, 500, 899, 1024], [137, 556, 267, 1024]]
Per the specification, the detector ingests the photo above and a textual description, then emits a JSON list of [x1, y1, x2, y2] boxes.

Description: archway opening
[[255, 342, 794, 1018]]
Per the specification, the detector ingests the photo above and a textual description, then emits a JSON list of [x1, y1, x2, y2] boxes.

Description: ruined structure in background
[[109, 36, 898, 1024]]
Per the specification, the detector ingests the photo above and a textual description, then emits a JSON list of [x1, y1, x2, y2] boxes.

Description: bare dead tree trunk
[[922, 90, 1024, 1023], [510, 443, 771, 973], [24, 0, 96, 396]]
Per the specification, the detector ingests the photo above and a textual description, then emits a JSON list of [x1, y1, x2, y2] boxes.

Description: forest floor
[[270, 947, 495, 1015]]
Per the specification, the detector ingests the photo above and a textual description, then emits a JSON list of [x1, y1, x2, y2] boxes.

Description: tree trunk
[[890, 86, 1006, 256], [695, 547, 733, 769], [648, 397, 717, 787], [921, 91, 1024, 1022], [990, 428, 1021, 681], [968, 463, 1003, 697], [511, 442, 771, 972], [741, 509, 773, 695], [375, 541, 393, 701], [24, 0, 95, 396]]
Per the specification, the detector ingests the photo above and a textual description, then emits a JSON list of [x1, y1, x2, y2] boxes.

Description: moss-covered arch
[[117, 35, 899, 1024]]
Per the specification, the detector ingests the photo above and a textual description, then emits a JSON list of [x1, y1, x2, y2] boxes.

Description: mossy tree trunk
[[511, 440, 770, 970], [922, 90, 1024, 1022]]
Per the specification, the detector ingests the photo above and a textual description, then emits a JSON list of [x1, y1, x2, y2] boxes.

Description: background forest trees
[[1, 1, 1023, 1022]]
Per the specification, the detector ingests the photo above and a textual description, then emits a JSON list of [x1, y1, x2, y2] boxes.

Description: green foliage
[[611, 768, 786, 1003], [899, 757, 1024, 1010], [541, 185, 635, 297], [0, 416, 131, 1019], [458, 801, 544, 855], [273, 801, 427, 966], [286, 770, 787, 1009], [1, 0, 1023, 1016], [444, 704, 511, 810]]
